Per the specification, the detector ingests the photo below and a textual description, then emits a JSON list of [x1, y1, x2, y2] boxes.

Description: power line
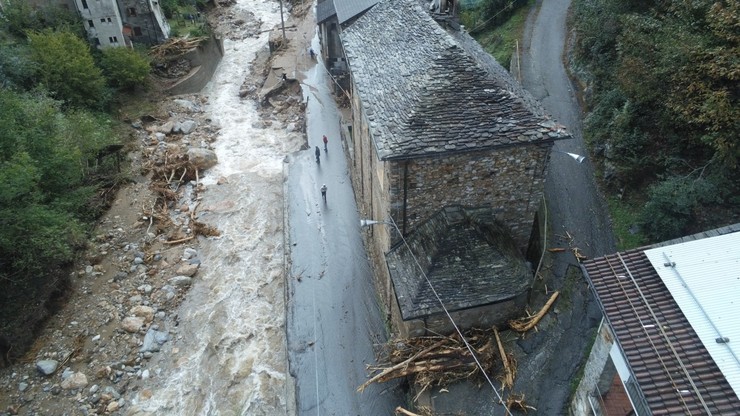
[[386, 216, 512, 415]]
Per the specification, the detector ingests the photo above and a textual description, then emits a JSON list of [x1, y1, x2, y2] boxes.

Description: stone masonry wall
[[389, 145, 550, 252]]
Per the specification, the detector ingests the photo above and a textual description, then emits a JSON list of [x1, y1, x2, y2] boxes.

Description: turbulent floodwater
[[129, 1, 304, 414]]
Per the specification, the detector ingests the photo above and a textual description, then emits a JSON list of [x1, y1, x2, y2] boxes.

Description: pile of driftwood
[[361, 291, 560, 414], [141, 147, 219, 242], [149, 36, 207, 61]]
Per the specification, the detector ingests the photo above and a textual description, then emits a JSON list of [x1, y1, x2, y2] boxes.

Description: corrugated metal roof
[[644, 232, 740, 398], [582, 225, 740, 415]]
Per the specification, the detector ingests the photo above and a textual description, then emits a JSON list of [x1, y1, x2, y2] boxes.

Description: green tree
[[0, 0, 81, 38], [99, 46, 151, 91], [27, 29, 108, 109]]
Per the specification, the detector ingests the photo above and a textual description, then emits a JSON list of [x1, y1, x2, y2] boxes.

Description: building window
[[100, 18, 106, 23], [109, 36, 118, 43], [127, 7, 137, 16], [88, 20, 94, 28], [81, 0, 89, 9], [107, 17, 112, 23], [133, 27, 143, 36], [94, 37, 100, 46]]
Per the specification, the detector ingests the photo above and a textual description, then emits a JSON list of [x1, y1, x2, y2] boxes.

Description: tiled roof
[[315, 0, 335, 24], [386, 206, 531, 320], [582, 224, 740, 415], [334, 0, 378, 24], [341, 0, 569, 160]]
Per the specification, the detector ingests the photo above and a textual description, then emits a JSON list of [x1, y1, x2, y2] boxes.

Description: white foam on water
[[128, 1, 303, 414]]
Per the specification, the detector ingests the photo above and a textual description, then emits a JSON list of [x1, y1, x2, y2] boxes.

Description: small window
[[94, 37, 100, 46], [127, 7, 137, 16], [88, 20, 94, 28], [81, 0, 89, 9], [109, 36, 118, 43], [100, 18, 106, 23], [107, 17, 112, 23]]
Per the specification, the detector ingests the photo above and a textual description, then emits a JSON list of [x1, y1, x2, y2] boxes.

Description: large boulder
[[187, 148, 218, 170]]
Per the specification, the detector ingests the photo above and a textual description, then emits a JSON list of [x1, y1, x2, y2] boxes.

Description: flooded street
[[129, 0, 304, 414]]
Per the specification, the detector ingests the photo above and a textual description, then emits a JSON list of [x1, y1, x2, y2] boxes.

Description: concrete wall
[[166, 34, 224, 95], [570, 319, 615, 416]]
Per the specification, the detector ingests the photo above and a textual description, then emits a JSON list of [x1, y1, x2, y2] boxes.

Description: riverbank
[[0, 1, 313, 415]]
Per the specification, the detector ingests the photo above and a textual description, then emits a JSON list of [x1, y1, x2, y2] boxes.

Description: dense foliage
[[1, 0, 148, 353], [27, 29, 109, 109], [100, 46, 152, 91], [571, 0, 739, 241]]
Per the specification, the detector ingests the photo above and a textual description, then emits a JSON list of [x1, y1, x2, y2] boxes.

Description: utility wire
[[387, 217, 512, 415]]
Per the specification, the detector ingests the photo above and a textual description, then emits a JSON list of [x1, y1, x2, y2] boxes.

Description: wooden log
[[509, 291, 560, 332], [357, 339, 446, 392], [395, 407, 421, 416], [494, 328, 513, 389]]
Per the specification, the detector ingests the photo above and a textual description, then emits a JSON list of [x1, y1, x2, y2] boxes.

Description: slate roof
[[387, 206, 531, 320], [341, 0, 569, 161], [315, 0, 335, 25], [582, 224, 740, 415], [334, 0, 378, 25]]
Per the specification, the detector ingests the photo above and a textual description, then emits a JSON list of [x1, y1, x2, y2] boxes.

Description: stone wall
[[388, 145, 550, 252], [166, 34, 224, 95]]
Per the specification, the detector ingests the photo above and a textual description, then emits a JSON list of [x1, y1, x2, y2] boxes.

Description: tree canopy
[[572, 0, 739, 241], [27, 29, 108, 109]]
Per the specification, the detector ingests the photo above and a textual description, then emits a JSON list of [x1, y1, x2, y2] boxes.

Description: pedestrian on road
[[309, 48, 315, 60], [323, 135, 328, 152], [315, 146, 320, 164], [321, 184, 327, 202]]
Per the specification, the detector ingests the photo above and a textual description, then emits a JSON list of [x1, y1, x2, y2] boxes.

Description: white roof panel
[[644, 231, 740, 397]]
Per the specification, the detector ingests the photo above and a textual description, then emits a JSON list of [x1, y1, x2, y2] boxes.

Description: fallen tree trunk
[[509, 291, 559, 332]]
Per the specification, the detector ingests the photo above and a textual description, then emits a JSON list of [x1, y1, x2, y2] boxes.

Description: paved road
[[285, 53, 404, 415], [520, 0, 616, 258], [514, 0, 617, 413]]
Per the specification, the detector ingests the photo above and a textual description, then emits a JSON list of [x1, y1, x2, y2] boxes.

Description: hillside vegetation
[[0, 0, 151, 357], [570, 0, 739, 244]]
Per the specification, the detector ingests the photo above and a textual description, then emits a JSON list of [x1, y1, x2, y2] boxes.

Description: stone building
[[315, 0, 378, 94], [27, 0, 170, 48], [387, 206, 532, 337], [341, 0, 570, 333]]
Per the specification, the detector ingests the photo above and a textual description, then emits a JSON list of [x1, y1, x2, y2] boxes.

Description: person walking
[[323, 135, 328, 152], [320, 184, 327, 202], [315, 146, 321, 164]]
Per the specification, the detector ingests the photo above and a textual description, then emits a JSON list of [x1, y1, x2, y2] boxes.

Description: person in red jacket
[[322, 135, 328, 152]]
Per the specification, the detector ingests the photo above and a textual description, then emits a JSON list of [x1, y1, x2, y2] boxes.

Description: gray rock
[[177, 120, 197, 134], [19, 382, 28, 391], [183, 248, 198, 259], [61, 372, 88, 389], [103, 386, 121, 400], [169, 275, 192, 287], [122, 316, 145, 333], [173, 99, 199, 112], [36, 359, 59, 376], [140, 328, 170, 353], [176, 263, 199, 277], [186, 148, 218, 170]]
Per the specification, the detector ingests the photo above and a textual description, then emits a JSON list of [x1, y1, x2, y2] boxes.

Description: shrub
[[100, 46, 151, 91], [638, 176, 721, 241]]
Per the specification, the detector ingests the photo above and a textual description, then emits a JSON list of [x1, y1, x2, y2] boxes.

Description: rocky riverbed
[[0, 1, 311, 414]]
